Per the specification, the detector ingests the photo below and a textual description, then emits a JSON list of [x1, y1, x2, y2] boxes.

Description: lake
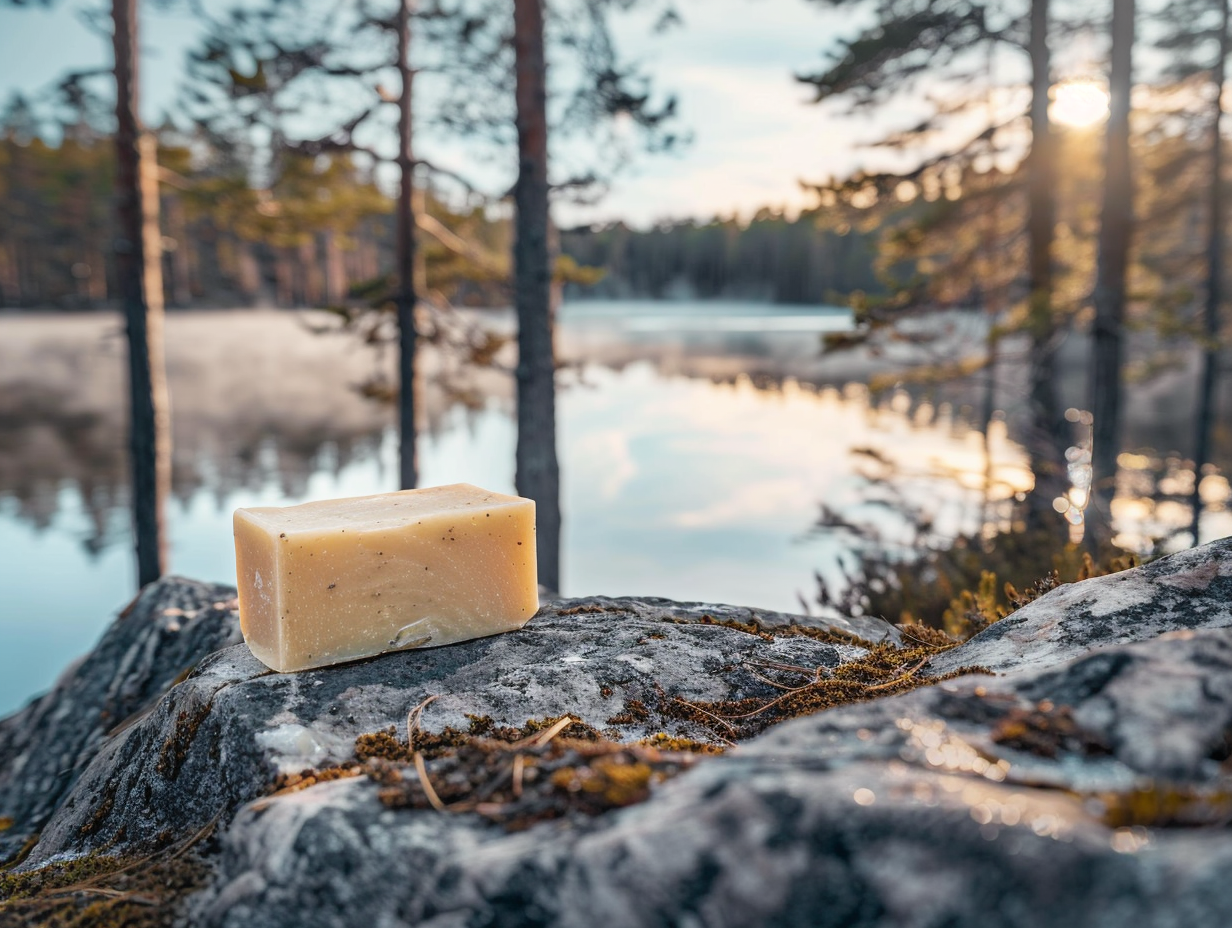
[[0, 301, 1226, 715]]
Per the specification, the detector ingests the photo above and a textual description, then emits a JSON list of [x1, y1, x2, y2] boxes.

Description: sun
[[1050, 80, 1111, 130]]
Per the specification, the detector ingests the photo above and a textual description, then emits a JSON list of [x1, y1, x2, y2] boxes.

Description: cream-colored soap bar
[[233, 484, 538, 672]]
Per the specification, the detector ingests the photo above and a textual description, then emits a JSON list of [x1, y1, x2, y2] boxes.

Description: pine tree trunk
[[300, 238, 322, 307], [237, 239, 260, 300], [1088, 0, 1136, 548], [275, 250, 293, 306], [1191, 0, 1230, 545], [165, 194, 193, 307], [325, 230, 347, 305], [112, 0, 169, 587], [0, 244, 16, 306], [396, 0, 419, 490], [1024, 0, 1067, 536], [513, 0, 562, 593], [414, 177, 428, 298]]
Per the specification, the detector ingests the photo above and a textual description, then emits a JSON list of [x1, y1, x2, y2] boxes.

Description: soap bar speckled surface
[[233, 484, 538, 672]]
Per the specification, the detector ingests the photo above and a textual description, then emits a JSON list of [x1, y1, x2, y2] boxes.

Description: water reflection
[[1115, 452, 1232, 551], [0, 304, 1229, 714]]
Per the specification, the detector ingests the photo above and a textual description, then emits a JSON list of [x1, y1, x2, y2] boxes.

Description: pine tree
[[7, 0, 172, 585], [1154, 0, 1232, 544], [112, 0, 170, 584], [1193, 2, 1231, 544], [394, 0, 679, 593], [187, 0, 434, 488], [1088, 0, 1136, 548], [512, 0, 561, 593], [798, 0, 1074, 537]]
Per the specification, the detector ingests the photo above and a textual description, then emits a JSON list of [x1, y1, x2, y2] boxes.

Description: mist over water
[[0, 303, 1228, 715]]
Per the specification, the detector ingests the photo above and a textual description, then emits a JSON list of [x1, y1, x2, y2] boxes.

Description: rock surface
[[5, 540, 1232, 926], [23, 593, 881, 864], [0, 577, 241, 863], [930, 536, 1232, 675]]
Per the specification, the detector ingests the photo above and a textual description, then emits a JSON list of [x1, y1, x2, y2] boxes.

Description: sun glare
[[1050, 80, 1111, 130]]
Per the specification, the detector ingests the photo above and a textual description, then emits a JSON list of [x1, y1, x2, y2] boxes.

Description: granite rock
[[0, 577, 241, 862], [930, 535, 1232, 675], [13, 589, 876, 863], [5, 540, 1232, 927]]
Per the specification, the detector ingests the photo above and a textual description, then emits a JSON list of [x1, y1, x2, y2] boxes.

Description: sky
[[0, 0, 922, 227], [0, 0, 1119, 229]]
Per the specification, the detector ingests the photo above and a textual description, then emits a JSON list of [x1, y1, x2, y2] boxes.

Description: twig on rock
[[407, 694, 440, 750], [864, 656, 932, 692], [672, 696, 738, 734], [413, 751, 446, 812], [512, 753, 526, 799], [514, 715, 574, 750]]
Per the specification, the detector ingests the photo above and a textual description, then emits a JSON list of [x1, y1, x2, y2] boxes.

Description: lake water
[[0, 301, 1227, 715]]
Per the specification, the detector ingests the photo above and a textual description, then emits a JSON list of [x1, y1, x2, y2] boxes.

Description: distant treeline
[[1, 117, 879, 311], [1, 125, 391, 310], [0, 115, 1215, 322], [560, 213, 880, 304], [0, 117, 512, 312]]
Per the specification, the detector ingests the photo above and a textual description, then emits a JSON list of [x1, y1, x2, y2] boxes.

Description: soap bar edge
[[233, 507, 286, 671]]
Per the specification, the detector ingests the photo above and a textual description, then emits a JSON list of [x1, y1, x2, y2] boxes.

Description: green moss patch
[[990, 701, 1112, 759], [155, 701, 214, 781], [1090, 782, 1232, 828], [268, 614, 992, 828], [663, 618, 988, 740], [370, 732, 696, 830], [271, 710, 700, 832], [0, 827, 212, 928]]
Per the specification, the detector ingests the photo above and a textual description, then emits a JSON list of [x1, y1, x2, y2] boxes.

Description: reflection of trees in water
[[0, 311, 518, 558], [170, 427, 387, 509], [5, 309, 1229, 561], [564, 312, 1232, 476], [0, 381, 392, 557], [0, 384, 127, 550], [630, 328, 1232, 557]]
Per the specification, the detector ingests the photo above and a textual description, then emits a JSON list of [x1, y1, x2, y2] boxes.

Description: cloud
[[571, 428, 639, 501]]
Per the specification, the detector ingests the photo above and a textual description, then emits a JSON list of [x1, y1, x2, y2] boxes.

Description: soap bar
[[233, 484, 538, 672]]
